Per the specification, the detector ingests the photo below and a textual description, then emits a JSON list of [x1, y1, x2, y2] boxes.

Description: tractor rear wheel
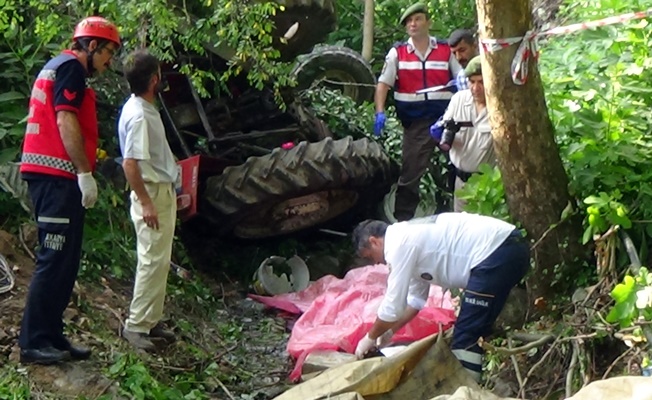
[[201, 136, 397, 239], [292, 45, 376, 103]]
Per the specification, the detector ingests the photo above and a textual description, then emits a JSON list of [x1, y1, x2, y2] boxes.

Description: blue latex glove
[[430, 117, 445, 142], [374, 112, 386, 137]]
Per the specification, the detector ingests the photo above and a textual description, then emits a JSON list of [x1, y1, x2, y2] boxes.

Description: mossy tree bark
[[475, 0, 586, 299]]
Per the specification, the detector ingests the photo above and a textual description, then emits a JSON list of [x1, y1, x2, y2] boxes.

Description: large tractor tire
[[273, 0, 337, 61], [292, 45, 376, 103], [202, 136, 397, 239]]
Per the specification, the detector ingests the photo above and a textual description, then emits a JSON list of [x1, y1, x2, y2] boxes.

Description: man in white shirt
[[434, 56, 495, 211], [352, 213, 530, 382], [118, 50, 179, 351]]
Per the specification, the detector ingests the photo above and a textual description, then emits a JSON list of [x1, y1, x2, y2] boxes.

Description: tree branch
[[565, 341, 579, 398], [481, 334, 555, 355]]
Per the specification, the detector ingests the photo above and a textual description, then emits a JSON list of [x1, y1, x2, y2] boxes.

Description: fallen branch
[[214, 344, 239, 361], [151, 363, 194, 372], [558, 333, 598, 342], [580, 341, 591, 387], [542, 369, 565, 399], [565, 341, 579, 398], [510, 332, 554, 343], [518, 336, 561, 398], [481, 334, 555, 356], [530, 223, 559, 251], [215, 376, 236, 400], [96, 303, 124, 335], [508, 337, 524, 395], [579, 277, 606, 307], [602, 346, 635, 379], [18, 226, 36, 260], [93, 380, 114, 400]]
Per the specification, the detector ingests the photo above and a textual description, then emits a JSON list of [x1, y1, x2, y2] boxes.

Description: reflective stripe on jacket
[[394, 42, 454, 123], [20, 52, 98, 179]]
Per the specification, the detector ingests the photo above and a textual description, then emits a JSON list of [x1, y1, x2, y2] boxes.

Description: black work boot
[[54, 337, 92, 360], [20, 347, 71, 365]]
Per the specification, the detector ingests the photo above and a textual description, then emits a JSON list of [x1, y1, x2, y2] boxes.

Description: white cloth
[[118, 95, 178, 183], [443, 90, 495, 173], [376, 213, 515, 322], [378, 36, 462, 87]]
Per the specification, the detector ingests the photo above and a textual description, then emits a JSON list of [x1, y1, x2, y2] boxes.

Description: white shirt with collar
[[376, 213, 515, 322], [442, 90, 495, 173], [378, 36, 462, 87], [118, 94, 179, 184]]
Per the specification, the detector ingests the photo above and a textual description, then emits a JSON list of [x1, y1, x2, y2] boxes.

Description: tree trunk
[[361, 0, 374, 61], [475, 0, 585, 299]]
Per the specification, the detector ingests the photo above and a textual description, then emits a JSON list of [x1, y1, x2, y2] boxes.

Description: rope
[[0, 253, 15, 294], [480, 8, 652, 85]]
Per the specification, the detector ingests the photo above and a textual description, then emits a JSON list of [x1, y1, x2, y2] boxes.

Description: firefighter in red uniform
[[374, 3, 461, 221], [18, 16, 120, 365]]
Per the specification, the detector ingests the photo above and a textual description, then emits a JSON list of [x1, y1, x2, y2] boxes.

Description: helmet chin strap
[[82, 46, 97, 76]]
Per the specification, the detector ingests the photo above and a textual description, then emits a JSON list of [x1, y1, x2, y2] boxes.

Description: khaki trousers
[[125, 182, 177, 333]]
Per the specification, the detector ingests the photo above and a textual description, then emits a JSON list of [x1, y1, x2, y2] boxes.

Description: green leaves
[[0, 365, 30, 399], [107, 353, 193, 400], [0, 91, 25, 103], [606, 267, 652, 329], [581, 192, 632, 243], [542, 0, 652, 250], [455, 164, 510, 221]]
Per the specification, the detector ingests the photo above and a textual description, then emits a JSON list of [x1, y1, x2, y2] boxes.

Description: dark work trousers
[[450, 230, 530, 381], [19, 175, 85, 350], [394, 118, 438, 221]]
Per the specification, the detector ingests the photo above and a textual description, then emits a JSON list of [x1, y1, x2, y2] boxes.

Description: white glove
[[77, 172, 98, 209], [376, 329, 394, 348], [355, 334, 377, 359]]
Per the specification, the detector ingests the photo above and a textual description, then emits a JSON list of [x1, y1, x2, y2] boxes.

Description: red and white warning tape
[[480, 8, 652, 85]]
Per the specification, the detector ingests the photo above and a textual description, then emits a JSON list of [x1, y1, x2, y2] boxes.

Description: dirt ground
[[0, 229, 295, 399]]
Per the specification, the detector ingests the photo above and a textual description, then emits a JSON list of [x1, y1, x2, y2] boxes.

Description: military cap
[[399, 3, 429, 26], [464, 55, 482, 77]]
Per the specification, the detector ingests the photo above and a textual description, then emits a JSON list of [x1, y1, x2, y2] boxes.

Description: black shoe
[[64, 343, 92, 360], [20, 346, 70, 365], [53, 338, 92, 360]]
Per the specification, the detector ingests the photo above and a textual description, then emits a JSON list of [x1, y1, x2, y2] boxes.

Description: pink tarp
[[249, 264, 457, 382]]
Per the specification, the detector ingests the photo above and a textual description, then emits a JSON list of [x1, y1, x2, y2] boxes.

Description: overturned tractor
[[0, 0, 397, 241], [161, 0, 396, 239]]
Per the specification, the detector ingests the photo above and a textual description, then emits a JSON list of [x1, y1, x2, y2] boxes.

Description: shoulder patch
[[63, 89, 77, 101]]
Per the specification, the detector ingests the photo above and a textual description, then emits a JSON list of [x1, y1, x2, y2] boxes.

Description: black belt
[[455, 169, 475, 183], [505, 229, 526, 244]]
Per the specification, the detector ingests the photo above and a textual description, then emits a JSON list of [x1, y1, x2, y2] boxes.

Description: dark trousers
[[394, 118, 438, 221], [451, 231, 530, 380], [19, 176, 85, 350]]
